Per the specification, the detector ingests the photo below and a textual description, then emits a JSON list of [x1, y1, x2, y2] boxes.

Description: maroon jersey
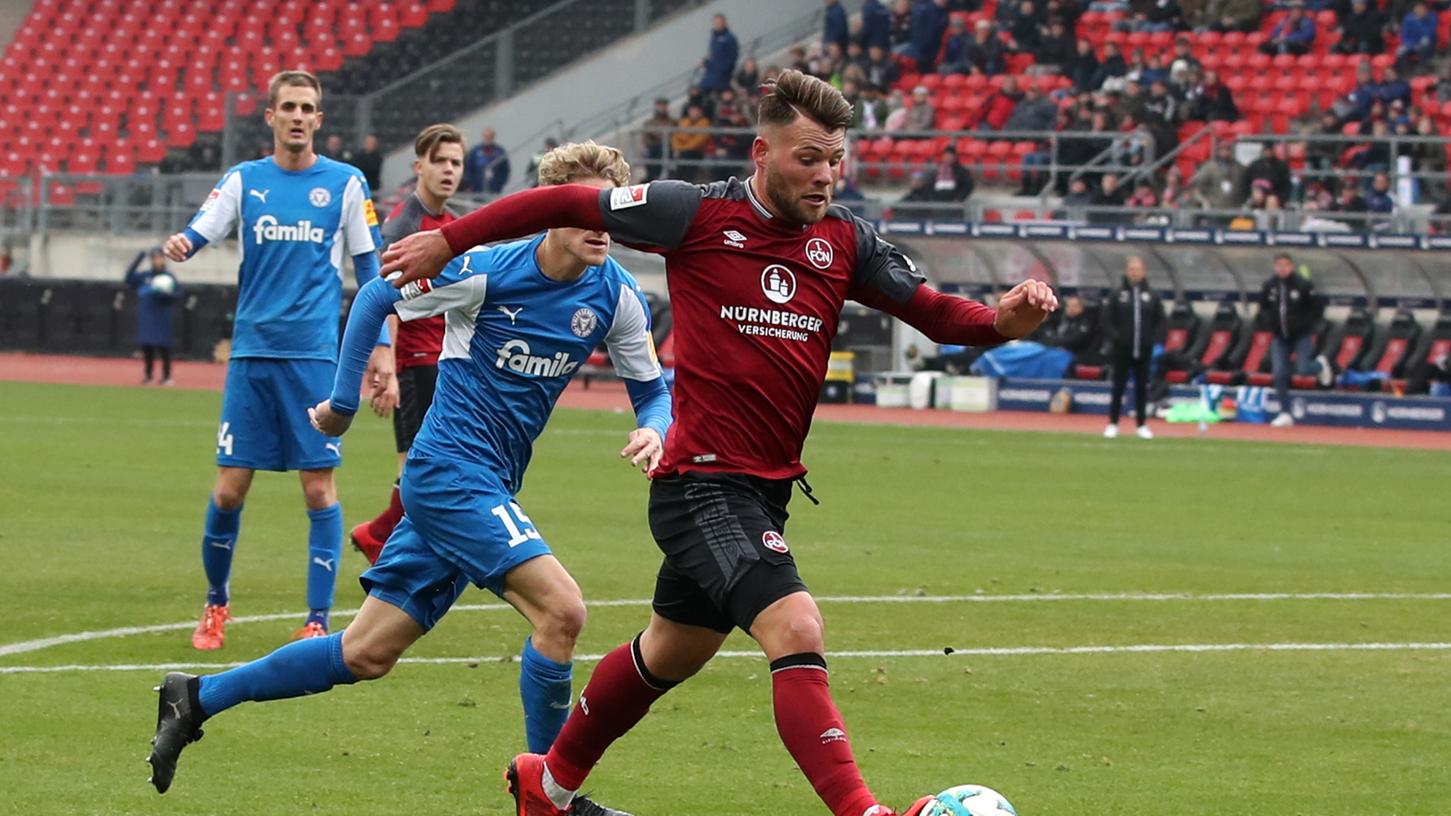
[[382, 194, 454, 370], [597, 178, 993, 480]]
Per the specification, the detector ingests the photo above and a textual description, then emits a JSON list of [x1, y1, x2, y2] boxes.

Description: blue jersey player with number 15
[[147, 143, 667, 816], [162, 70, 396, 650]]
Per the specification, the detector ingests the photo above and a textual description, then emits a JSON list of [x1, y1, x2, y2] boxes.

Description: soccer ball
[[916, 784, 1017, 816], [150, 273, 176, 295]]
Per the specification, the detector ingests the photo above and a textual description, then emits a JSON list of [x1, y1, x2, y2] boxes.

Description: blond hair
[[536, 140, 631, 187], [757, 68, 853, 131], [413, 123, 465, 160], [267, 70, 322, 109]]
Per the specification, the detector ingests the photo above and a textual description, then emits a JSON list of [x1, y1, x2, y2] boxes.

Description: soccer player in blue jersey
[[161, 70, 396, 649], [147, 143, 667, 816]]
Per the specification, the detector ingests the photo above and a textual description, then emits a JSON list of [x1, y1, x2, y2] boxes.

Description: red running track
[[3, 352, 1448, 451]]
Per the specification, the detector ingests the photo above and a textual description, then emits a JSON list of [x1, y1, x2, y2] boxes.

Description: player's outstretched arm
[[991, 279, 1058, 338], [312, 276, 404, 436], [620, 377, 672, 474], [380, 184, 606, 287]]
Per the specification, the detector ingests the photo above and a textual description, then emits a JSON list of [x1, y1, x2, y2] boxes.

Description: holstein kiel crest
[[570, 307, 599, 338]]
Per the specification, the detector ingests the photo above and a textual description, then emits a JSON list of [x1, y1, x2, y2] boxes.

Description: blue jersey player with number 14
[[162, 70, 396, 650], [146, 142, 665, 816]]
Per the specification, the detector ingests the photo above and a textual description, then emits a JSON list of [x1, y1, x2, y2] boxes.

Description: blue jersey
[[391, 236, 661, 492], [187, 156, 382, 361]]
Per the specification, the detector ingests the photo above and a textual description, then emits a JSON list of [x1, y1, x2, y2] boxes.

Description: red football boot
[[505, 753, 570, 816], [349, 521, 384, 565]]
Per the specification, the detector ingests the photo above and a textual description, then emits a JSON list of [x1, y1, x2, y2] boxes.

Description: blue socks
[[201, 500, 242, 606], [196, 631, 357, 717], [519, 637, 573, 753], [306, 503, 343, 628]]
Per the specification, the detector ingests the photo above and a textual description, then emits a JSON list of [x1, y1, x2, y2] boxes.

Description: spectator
[[1160, 165, 1191, 208], [1169, 36, 1201, 75], [833, 174, 868, 216], [859, 0, 893, 50], [1355, 118, 1394, 170], [699, 14, 739, 93], [1061, 176, 1095, 209], [1260, 2, 1316, 55], [1335, 180, 1368, 214], [844, 41, 870, 76], [865, 43, 900, 89], [1101, 255, 1164, 439], [931, 145, 976, 203], [1365, 171, 1397, 213], [1140, 79, 1180, 153], [1376, 65, 1412, 108], [1334, 0, 1386, 54], [1410, 114, 1447, 202], [1003, 80, 1057, 131], [1006, 0, 1043, 53], [938, 16, 974, 74], [124, 246, 180, 386], [889, 0, 914, 50], [1245, 143, 1292, 202], [1397, 1, 1438, 68], [885, 88, 911, 130], [1035, 17, 1076, 70], [1179, 0, 1213, 30], [906, 84, 938, 132], [823, 0, 850, 51], [684, 84, 713, 119], [1090, 172, 1128, 223], [908, 0, 951, 71], [711, 90, 751, 178], [319, 134, 344, 160], [1091, 42, 1128, 90], [856, 82, 892, 129], [1042, 295, 1100, 355], [1069, 38, 1100, 92], [1185, 69, 1239, 122], [349, 133, 383, 193], [733, 57, 760, 95], [1335, 60, 1379, 122], [1305, 111, 1343, 175], [1125, 179, 1160, 208], [462, 127, 510, 194], [1191, 141, 1244, 210], [963, 19, 1009, 76], [1437, 61, 1451, 103], [641, 97, 674, 181], [522, 137, 559, 188], [1123, 0, 1182, 32], [898, 170, 950, 217], [1258, 253, 1326, 427], [972, 75, 1023, 131], [1208, 0, 1262, 32], [671, 102, 713, 182]]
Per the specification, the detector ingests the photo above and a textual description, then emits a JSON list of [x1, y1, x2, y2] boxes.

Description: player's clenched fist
[[308, 400, 354, 437], [163, 232, 193, 263], [620, 427, 663, 475], [992, 279, 1058, 339], [380, 229, 453, 288]]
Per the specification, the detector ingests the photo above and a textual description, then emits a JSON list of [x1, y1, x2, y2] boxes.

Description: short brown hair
[[757, 68, 853, 131], [414, 123, 464, 161], [267, 70, 322, 109], [536, 140, 631, 187]]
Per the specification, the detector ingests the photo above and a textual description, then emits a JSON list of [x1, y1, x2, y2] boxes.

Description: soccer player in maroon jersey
[[382, 70, 1056, 816], [349, 124, 464, 564]]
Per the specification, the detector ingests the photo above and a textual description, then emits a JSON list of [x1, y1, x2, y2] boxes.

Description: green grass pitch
[[1, 381, 1448, 814]]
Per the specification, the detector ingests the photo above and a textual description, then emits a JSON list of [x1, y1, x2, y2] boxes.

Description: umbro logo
[[723, 229, 747, 249], [312, 557, 335, 573], [498, 305, 523, 324], [819, 727, 847, 744], [579, 695, 590, 716], [249, 189, 269, 204]]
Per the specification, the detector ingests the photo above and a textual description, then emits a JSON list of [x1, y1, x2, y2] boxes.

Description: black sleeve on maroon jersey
[[380, 196, 423, 250], [843, 212, 926, 304], [596, 180, 703, 251]]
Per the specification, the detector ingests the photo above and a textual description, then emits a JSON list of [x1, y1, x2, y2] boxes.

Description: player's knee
[[211, 485, 246, 511], [343, 642, 400, 681], [777, 610, 825, 654], [301, 481, 337, 510], [537, 595, 587, 646]]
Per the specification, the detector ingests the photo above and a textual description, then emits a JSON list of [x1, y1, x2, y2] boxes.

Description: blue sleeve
[[124, 251, 145, 288], [181, 228, 209, 258], [329, 277, 403, 416], [352, 251, 391, 346], [624, 376, 672, 443]]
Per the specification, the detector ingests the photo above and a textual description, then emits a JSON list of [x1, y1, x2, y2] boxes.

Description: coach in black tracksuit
[[1102, 256, 1165, 436], [1258, 252, 1324, 426]]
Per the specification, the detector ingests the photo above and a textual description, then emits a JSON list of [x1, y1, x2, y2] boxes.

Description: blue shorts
[[216, 358, 341, 472], [359, 455, 552, 631]]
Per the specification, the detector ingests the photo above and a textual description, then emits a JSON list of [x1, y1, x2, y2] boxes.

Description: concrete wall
[[0, 0, 33, 51], [381, 0, 819, 190]]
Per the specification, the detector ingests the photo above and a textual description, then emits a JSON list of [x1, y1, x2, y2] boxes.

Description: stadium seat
[[1394, 314, 1451, 393], [1163, 302, 1244, 384], [1345, 311, 1422, 387], [1322, 309, 1377, 374]]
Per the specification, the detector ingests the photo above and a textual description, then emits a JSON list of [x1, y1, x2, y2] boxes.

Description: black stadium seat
[[1321, 308, 1377, 375], [1396, 313, 1451, 394], [1353, 311, 1422, 382], [1164, 302, 1244, 384]]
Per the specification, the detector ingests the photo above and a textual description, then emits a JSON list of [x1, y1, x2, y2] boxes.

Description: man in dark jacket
[[1334, 0, 1385, 54], [858, 0, 892, 50], [462, 127, 510, 194], [125, 246, 181, 385], [1258, 253, 1326, 426], [908, 0, 950, 71], [1044, 294, 1100, 355], [1102, 255, 1165, 438], [699, 14, 739, 93], [823, 0, 849, 51]]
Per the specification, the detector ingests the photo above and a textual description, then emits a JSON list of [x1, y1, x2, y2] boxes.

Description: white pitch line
[[3, 592, 1449, 658], [3, 641, 1451, 674]]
